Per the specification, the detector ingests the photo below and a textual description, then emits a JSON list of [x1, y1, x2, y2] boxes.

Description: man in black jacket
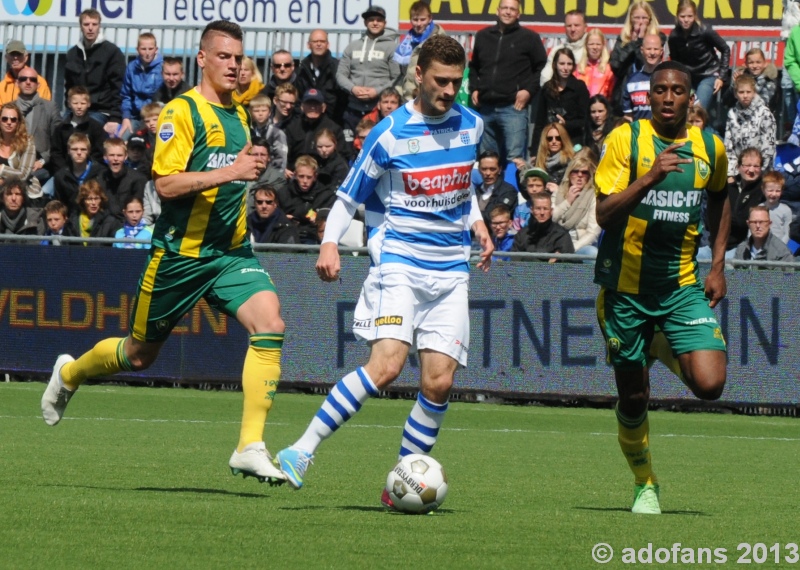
[[153, 57, 191, 105], [277, 154, 335, 244], [248, 183, 300, 244], [64, 8, 126, 135], [97, 138, 147, 222], [296, 30, 347, 124], [511, 192, 574, 261], [468, 0, 546, 165], [284, 89, 349, 170]]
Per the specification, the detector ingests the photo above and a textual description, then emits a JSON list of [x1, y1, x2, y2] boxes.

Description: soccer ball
[[385, 454, 448, 514]]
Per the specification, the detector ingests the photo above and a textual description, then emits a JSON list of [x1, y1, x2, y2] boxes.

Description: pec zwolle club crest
[[408, 139, 420, 154], [460, 130, 470, 144]]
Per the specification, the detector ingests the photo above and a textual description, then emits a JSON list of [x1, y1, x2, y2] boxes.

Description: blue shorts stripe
[[407, 416, 439, 438]]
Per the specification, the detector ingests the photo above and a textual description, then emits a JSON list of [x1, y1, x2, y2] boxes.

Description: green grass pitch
[[2, 382, 798, 569]]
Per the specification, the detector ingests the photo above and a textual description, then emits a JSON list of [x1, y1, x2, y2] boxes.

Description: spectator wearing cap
[[125, 135, 151, 179], [296, 29, 348, 123], [514, 165, 551, 229], [336, 5, 401, 137], [13, 65, 61, 185], [259, 49, 302, 100], [284, 88, 350, 172], [1, 40, 51, 105]]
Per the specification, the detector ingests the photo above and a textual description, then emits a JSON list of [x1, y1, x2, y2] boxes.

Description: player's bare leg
[[678, 350, 726, 400]]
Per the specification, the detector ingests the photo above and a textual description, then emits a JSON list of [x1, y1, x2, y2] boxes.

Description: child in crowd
[[113, 195, 152, 249], [41, 200, 72, 245], [133, 102, 163, 150], [488, 204, 516, 260], [53, 132, 105, 215], [125, 136, 151, 178], [724, 74, 776, 177], [760, 171, 792, 243], [352, 118, 376, 157], [49, 86, 106, 174], [514, 166, 551, 230], [120, 32, 163, 137], [153, 57, 190, 104], [728, 47, 778, 113], [314, 128, 350, 190], [250, 93, 288, 170]]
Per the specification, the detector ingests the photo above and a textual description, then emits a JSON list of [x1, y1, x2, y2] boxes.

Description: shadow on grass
[[39, 483, 269, 499], [279, 505, 456, 515], [574, 506, 708, 516]]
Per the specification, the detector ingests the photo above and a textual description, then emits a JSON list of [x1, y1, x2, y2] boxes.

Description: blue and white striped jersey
[[338, 101, 484, 274]]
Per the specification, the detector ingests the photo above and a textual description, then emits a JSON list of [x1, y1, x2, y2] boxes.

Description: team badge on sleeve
[[159, 123, 175, 142]]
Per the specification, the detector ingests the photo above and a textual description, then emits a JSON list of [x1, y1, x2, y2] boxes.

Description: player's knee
[[689, 374, 726, 400], [127, 352, 156, 371]]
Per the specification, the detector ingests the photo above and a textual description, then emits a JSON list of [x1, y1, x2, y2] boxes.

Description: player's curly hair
[[417, 35, 465, 72]]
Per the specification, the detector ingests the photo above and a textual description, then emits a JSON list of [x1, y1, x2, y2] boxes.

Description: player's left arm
[[703, 141, 731, 308]]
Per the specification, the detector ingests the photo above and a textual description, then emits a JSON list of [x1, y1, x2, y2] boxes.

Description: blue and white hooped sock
[[293, 367, 378, 454], [398, 393, 449, 459]]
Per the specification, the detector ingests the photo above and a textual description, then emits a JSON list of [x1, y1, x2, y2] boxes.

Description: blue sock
[[294, 367, 378, 454], [398, 393, 448, 460]]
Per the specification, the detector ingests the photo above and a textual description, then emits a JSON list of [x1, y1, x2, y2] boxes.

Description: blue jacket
[[121, 52, 164, 120]]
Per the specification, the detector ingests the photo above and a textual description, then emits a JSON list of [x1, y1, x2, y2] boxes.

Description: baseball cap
[[519, 166, 550, 184], [361, 5, 386, 19], [302, 88, 325, 104], [6, 40, 27, 55], [127, 136, 146, 149]]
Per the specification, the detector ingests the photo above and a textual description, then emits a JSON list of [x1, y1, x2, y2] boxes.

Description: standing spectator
[[97, 137, 147, 221], [248, 183, 300, 244], [783, 23, 800, 135], [609, 2, 664, 115], [469, 0, 546, 165], [487, 204, 516, 259], [53, 132, 106, 214], [284, 89, 349, 170], [49, 86, 107, 175], [760, 171, 792, 243], [734, 205, 794, 262], [724, 74, 776, 176], [336, 6, 401, 137], [1, 40, 51, 105], [0, 102, 43, 205], [0, 176, 44, 236], [13, 66, 61, 183], [540, 10, 588, 86], [112, 195, 152, 249], [511, 191, 574, 261], [296, 30, 347, 123], [66, 178, 120, 241], [120, 33, 163, 138], [475, 150, 519, 227], [233, 57, 265, 107], [277, 154, 335, 244], [64, 8, 127, 134], [533, 48, 590, 148], [41, 199, 74, 245], [552, 154, 600, 256], [260, 49, 301, 100], [667, 0, 730, 111], [396, 1, 447, 100], [622, 34, 664, 121], [574, 29, 615, 98], [153, 57, 191, 105], [726, 48, 778, 114]]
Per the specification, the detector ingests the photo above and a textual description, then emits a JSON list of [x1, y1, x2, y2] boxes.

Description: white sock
[[398, 393, 448, 460]]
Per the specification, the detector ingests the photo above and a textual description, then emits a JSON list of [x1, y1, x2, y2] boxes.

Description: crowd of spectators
[[1, 0, 799, 265]]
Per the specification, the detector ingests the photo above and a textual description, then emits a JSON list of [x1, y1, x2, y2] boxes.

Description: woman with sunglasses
[[552, 152, 601, 257], [526, 122, 574, 193], [532, 47, 590, 148], [0, 102, 44, 206]]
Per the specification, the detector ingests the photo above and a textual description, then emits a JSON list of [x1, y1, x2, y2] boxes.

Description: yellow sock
[[616, 404, 657, 486], [649, 332, 684, 381], [237, 333, 283, 452], [61, 337, 131, 391]]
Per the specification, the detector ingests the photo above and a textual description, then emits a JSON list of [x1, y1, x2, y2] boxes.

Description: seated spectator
[[511, 191, 575, 262], [475, 150, 518, 227], [271, 83, 299, 131], [761, 171, 792, 244], [13, 65, 61, 184], [113, 195, 152, 249], [49, 86, 106, 175], [233, 56, 265, 107], [41, 199, 74, 245], [0, 176, 43, 236], [488, 204, 516, 260], [249, 94, 287, 171], [248, 183, 300, 244], [352, 117, 376, 156], [734, 205, 794, 262], [314, 128, 350, 190], [285, 88, 349, 170], [0, 102, 44, 206], [587, 94, 620, 158], [687, 103, 720, 137], [125, 136, 151, 178], [67, 179, 121, 242], [533, 48, 590, 147], [130, 101, 162, 170], [98, 137, 147, 221], [552, 153, 600, 256], [53, 132, 106, 215], [727, 148, 765, 253], [364, 87, 401, 124], [724, 74, 776, 176], [152, 57, 190, 105], [260, 49, 301, 100], [1, 39, 51, 105], [513, 166, 550, 229], [314, 207, 330, 244], [277, 154, 335, 244], [530, 122, 574, 190], [574, 29, 615, 98], [120, 32, 163, 137], [396, 1, 447, 100], [142, 181, 160, 226], [246, 137, 287, 213]]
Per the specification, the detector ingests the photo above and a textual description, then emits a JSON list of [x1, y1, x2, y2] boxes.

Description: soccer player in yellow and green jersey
[[594, 61, 731, 515], [42, 20, 288, 486]]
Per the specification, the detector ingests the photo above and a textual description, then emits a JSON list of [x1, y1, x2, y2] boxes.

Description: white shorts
[[352, 268, 470, 366]]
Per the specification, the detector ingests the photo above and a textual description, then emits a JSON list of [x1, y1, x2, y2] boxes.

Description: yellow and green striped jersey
[[594, 120, 728, 295], [151, 88, 251, 258]]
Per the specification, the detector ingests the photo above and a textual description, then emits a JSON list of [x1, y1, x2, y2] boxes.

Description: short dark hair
[[565, 9, 585, 22], [416, 34, 465, 73], [478, 150, 502, 165], [200, 20, 243, 51], [162, 56, 183, 68], [251, 137, 270, 154], [252, 183, 278, 201], [651, 61, 691, 89]]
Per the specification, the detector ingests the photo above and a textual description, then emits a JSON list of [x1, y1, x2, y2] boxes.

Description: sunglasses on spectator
[[547, 135, 561, 141], [571, 169, 591, 176], [17, 75, 38, 83], [272, 62, 293, 69], [256, 199, 275, 205], [1, 116, 19, 123]]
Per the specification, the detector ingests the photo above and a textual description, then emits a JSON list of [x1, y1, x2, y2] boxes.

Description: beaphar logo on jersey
[[404, 165, 472, 196], [3, 0, 52, 16]]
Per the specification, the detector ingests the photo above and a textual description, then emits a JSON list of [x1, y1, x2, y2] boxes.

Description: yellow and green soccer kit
[[594, 120, 728, 368]]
